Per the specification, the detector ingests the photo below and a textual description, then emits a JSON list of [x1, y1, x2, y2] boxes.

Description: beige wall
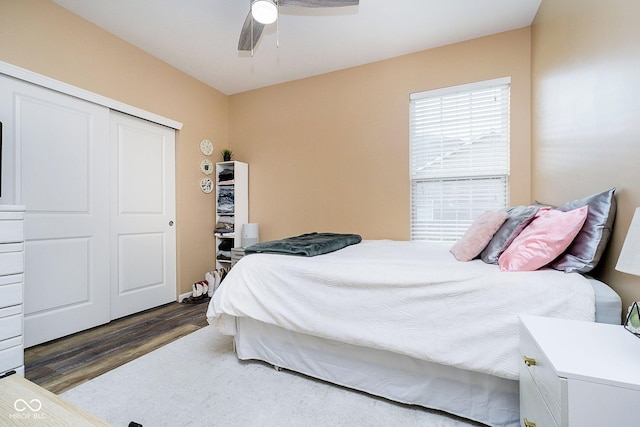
[[0, 0, 229, 295], [230, 28, 532, 242], [531, 0, 640, 313]]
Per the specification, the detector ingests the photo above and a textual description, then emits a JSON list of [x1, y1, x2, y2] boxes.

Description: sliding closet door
[[0, 76, 111, 347], [110, 111, 176, 319]]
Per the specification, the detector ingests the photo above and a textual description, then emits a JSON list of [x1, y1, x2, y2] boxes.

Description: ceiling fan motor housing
[[251, 0, 278, 25]]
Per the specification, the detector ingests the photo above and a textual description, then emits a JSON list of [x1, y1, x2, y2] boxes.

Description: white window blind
[[410, 78, 510, 241]]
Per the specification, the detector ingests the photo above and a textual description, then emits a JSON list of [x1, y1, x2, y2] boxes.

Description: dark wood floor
[[24, 300, 210, 394]]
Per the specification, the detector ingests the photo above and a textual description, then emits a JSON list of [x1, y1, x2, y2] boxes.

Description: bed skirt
[[235, 317, 519, 427]]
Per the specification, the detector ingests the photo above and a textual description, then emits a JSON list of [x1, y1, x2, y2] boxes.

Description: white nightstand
[[519, 315, 640, 427]]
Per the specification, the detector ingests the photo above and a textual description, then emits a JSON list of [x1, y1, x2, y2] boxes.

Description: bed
[[206, 237, 621, 427]]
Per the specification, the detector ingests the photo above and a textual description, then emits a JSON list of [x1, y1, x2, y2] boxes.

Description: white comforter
[[207, 240, 595, 380]]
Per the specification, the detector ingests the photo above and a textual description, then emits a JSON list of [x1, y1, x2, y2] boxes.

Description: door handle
[[169, 221, 174, 226]]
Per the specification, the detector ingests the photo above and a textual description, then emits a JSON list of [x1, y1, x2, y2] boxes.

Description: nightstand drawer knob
[[523, 418, 537, 427], [523, 356, 537, 367]]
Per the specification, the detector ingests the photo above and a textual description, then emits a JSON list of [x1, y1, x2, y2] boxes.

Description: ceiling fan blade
[[238, 11, 265, 52], [279, 0, 359, 7]]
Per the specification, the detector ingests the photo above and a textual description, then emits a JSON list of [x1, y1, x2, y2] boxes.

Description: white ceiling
[[51, 0, 541, 95]]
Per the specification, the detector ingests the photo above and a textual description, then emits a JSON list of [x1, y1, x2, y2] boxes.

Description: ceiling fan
[[238, 0, 360, 53]]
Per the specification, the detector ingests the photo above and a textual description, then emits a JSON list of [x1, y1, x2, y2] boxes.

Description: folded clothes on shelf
[[217, 186, 235, 213], [218, 168, 234, 182]]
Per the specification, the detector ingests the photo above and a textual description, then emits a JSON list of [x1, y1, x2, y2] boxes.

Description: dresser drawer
[[520, 364, 559, 427], [0, 244, 24, 276], [0, 305, 23, 341], [0, 275, 23, 307], [0, 336, 24, 373], [0, 218, 24, 243], [520, 325, 562, 425]]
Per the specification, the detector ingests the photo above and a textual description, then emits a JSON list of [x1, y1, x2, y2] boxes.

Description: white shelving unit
[[0, 205, 25, 376], [214, 161, 248, 270]]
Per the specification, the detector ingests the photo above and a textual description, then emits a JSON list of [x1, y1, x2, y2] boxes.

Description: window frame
[[409, 77, 511, 242]]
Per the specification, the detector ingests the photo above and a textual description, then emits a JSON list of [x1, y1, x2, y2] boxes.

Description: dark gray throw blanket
[[244, 232, 362, 257]]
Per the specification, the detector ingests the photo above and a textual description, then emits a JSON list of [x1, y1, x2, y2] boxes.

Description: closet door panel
[[1, 77, 111, 347], [118, 232, 164, 293], [117, 124, 164, 214], [24, 238, 91, 313], [18, 97, 90, 212], [110, 111, 176, 319]]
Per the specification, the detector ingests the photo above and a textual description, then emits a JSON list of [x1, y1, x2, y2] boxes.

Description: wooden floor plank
[[42, 324, 199, 393], [24, 301, 210, 394]]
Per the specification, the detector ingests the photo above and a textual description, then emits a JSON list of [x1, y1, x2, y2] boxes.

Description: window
[[410, 78, 510, 242]]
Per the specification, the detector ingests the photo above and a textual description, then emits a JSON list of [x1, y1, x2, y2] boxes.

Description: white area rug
[[61, 326, 482, 426]]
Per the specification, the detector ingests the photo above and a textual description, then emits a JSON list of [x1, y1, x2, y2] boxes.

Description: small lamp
[[616, 207, 640, 275], [251, 0, 278, 25], [615, 207, 640, 336], [242, 223, 260, 248]]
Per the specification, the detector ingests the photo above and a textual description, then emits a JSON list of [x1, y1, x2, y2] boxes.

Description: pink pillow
[[498, 206, 589, 271], [451, 211, 509, 261]]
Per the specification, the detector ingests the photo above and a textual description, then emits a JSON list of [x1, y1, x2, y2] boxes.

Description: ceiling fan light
[[251, 0, 278, 25]]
